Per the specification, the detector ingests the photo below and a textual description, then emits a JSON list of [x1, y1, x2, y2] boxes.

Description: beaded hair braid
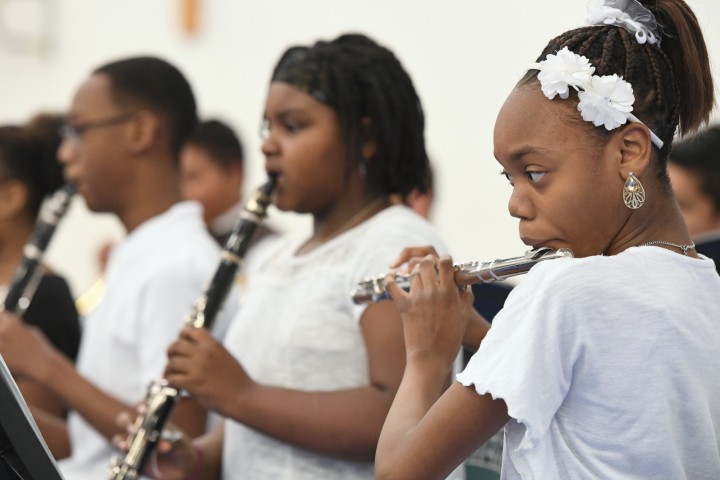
[[272, 34, 431, 198], [519, 0, 714, 174]]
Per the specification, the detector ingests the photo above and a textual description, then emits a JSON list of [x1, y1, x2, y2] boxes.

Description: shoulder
[[518, 251, 598, 289], [339, 206, 447, 286], [523, 247, 658, 288], [24, 273, 76, 317], [506, 252, 630, 314], [251, 230, 302, 259], [154, 202, 221, 264], [36, 272, 74, 297], [358, 205, 447, 251], [513, 246, 712, 308], [120, 215, 220, 290], [351, 206, 449, 270], [24, 274, 80, 357]]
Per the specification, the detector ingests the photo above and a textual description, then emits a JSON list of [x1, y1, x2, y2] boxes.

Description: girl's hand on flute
[[387, 247, 487, 355], [389, 245, 440, 271], [384, 254, 472, 371]]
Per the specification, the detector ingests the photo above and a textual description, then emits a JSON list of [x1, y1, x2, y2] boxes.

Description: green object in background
[[464, 430, 502, 480], [465, 466, 500, 480]]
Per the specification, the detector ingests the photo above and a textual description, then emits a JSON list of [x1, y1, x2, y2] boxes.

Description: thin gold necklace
[[639, 240, 696, 256], [299, 197, 388, 254]]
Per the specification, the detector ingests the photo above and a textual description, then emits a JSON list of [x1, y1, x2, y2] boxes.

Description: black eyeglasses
[[59, 113, 136, 146]]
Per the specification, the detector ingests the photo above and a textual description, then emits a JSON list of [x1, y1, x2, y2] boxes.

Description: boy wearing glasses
[[0, 56, 232, 480]]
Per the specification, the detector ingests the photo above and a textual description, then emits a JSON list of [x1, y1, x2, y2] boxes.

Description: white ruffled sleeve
[[456, 260, 583, 452]]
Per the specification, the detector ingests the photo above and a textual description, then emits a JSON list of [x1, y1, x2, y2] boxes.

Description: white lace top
[[222, 205, 448, 480]]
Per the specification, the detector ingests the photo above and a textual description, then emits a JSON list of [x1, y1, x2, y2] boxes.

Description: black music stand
[[0, 355, 64, 480]]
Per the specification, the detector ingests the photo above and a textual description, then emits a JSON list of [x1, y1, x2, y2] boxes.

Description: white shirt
[[457, 247, 720, 480], [222, 205, 449, 480], [59, 202, 233, 480]]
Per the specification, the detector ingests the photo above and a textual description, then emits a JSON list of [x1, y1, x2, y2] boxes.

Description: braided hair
[[519, 0, 714, 179], [271, 33, 430, 198]]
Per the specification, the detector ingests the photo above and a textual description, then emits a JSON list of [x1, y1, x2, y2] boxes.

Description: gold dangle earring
[[623, 172, 645, 209]]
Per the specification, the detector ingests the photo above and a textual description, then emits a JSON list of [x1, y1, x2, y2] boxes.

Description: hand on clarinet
[[112, 409, 199, 480], [165, 326, 253, 417]]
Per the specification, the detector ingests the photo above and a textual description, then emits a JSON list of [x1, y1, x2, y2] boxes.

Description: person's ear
[[614, 122, 653, 179], [125, 111, 160, 155], [227, 162, 244, 189], [0, 180, 29, 221]]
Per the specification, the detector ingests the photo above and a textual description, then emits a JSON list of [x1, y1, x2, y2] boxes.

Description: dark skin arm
[[0, 313, 206, 445], [376, 254, 510, 480], [116, 424, 223, 480], [462, 309, 492, 353], [17, 379, 66, 419], [25, 406, 71, 459], [390, 246, 492, 352], [165, 299, 406, 462]]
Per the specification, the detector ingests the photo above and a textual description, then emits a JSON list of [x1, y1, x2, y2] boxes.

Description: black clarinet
[[108, 177, 276, 480], [1, 183, 76, 315]]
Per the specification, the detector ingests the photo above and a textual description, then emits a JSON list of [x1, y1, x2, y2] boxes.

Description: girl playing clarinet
[[137, 33, 451, 480]]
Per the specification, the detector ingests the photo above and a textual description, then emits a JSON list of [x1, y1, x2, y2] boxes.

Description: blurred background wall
[[0, 0, 718, 296]]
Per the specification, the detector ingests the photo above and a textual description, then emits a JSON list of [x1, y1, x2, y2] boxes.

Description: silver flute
[[351, 246, 574, 304], [108, 178, 276, 480]]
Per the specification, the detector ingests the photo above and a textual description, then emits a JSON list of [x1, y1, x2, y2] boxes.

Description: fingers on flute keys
[[436, 254, 455, 290], [389, 245, 440, 268], [384, 254, 440, 301]]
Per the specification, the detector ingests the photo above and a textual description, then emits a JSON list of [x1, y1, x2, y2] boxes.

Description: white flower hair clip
[[586, 0, 661, 45], [577, 74, 634, 130], [532, 47, 595, 100], [531, 46, 664, 149]]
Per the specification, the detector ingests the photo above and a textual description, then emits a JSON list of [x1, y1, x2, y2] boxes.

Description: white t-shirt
[[59, 202, 233, 480], [222, 205, 449, 480], [457, 246, 720, 480]]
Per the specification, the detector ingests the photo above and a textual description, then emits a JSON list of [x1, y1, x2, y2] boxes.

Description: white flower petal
[[534, 46, 595, 100], [532, 46, 656, 137], [585, 0, 660, 45], [575, 74, 635, 130]]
